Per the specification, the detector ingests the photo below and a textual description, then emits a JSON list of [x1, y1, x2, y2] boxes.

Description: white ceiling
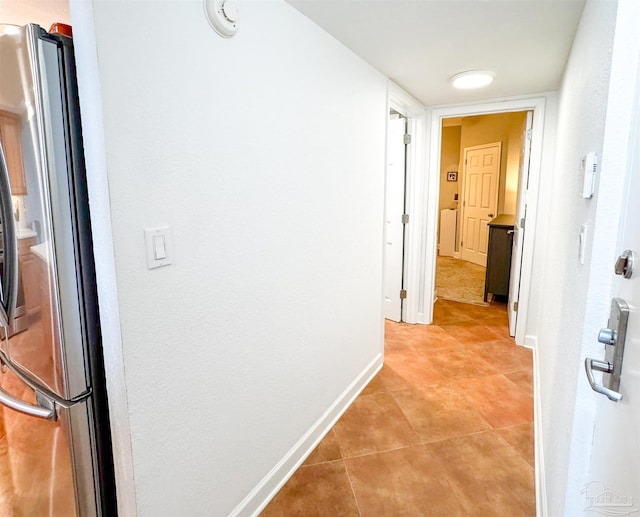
[[286, 0, 585, 106], [0, 1, 585, 107], [0, 0, 69, 29]]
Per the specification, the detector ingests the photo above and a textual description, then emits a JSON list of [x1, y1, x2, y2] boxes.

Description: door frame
[[386, 82, 427, 324], [418, 97, 546, 345], [508, 111, 534, 337], [383, 113, 408, 322]]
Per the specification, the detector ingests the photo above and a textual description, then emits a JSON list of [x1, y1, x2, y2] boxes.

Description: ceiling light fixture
[[450, 70, 495, 90]]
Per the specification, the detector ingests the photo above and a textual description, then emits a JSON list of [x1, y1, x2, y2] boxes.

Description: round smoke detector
[[204, 0, 239, 38]]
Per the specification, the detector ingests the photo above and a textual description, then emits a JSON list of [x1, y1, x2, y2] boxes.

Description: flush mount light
[[204, 0, 239, 38], [450, 70, 495, 90]]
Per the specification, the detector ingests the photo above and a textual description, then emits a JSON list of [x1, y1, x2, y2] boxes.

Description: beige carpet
[[435, 255, 487, 306]]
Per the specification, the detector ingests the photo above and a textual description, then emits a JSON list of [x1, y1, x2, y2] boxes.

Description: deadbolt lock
[[614, 249, 634, 279]]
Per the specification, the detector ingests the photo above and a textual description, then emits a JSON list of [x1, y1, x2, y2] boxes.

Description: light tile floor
[[261, 299, 534, 516]]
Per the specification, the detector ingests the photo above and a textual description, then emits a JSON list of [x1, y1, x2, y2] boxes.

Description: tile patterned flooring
[[261, 299, 534, 516]]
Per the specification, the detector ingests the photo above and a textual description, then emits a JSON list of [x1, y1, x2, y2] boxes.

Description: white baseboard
[[230, 353, 384, 517], [523, 334, 537, 350], [531, 338, 548, 517], [453, 251, 460, 258]]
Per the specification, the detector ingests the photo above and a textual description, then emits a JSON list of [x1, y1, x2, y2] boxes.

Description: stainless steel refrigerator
[[0, 23, 116, 515]]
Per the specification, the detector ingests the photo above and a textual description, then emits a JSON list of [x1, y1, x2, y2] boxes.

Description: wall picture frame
[[447, 171, 458, 182]]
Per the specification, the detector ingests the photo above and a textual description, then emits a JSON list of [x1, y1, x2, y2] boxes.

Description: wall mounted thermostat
[[580, 151, 598, 198]]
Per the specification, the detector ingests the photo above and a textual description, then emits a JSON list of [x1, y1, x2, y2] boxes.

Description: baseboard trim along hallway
[[230, 354, 384, 516]]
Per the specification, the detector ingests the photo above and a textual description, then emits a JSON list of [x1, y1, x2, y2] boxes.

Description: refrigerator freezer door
[[0, 24, 110, 516], [0, 366, 99, 516], [0, 368, 79, 515], [0, 24, 90, 401]]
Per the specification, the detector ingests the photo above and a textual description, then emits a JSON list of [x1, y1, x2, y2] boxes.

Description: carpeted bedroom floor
[[435, 255, 487, 306]]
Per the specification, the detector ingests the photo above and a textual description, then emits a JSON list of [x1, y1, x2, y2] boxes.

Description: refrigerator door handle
[[0, 349, 92, 421], [0, 141, 19, 326], [0, 383, 56, 420]]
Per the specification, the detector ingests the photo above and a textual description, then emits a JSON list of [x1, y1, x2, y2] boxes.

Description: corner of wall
[[69, 2, 138, 515]]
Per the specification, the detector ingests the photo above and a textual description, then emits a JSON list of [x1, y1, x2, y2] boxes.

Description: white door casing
[[508, 112, 533, 337], [387, 83, 427, 325], [421, 97, 547, 343], [383, 115, 406, 322], [460, 142, 501, 267]]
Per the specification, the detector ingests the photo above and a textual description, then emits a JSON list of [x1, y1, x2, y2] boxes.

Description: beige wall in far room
[[504, 114, 528, 214], [439, 125, 461, 213], [460, 111, 527, 215]]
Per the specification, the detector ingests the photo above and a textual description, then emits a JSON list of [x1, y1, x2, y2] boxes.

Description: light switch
[[153, 235, 167, 260], [579, 224, 587, 264], [144, 226, 172, 269]]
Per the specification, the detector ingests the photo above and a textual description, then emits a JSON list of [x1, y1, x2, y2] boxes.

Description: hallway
[[261, 300, 534, 516]]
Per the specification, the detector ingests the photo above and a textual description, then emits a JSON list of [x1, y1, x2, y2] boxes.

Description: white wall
[[77, 1, 387, 515], [531, 0, 620, 512]]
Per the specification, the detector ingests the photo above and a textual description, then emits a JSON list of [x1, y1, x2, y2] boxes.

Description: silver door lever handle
[[584, 358, 622, 402]]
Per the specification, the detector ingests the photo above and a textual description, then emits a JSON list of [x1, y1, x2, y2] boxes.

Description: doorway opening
[[382, 90, 546, 346], [435, 111, 530, 331], [419, 97, 546, 346], [383, 84, 428, 324]]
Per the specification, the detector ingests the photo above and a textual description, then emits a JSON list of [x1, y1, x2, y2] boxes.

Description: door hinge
[[526, 128, 532, 140], [520, 217, 525, 229], [400, 289, 407, 299], [460, 240, 463, 247], [513, 301, 519, 312], [402, 214, 409, 224], [404, 134, 411, 145]]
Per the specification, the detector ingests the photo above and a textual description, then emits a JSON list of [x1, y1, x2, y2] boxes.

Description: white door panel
[[461, 143, 500, 267], [584, 103, 640, 513], [383, 117, 406, 322], [508, 112, 533, 337]]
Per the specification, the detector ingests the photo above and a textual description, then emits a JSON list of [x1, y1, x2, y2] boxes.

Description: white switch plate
[[579, 224, 587, 264], [144, 226, 172, 269]]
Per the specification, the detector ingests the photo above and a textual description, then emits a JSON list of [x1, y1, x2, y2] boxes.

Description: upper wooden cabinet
[[0, 110, 27, 195]]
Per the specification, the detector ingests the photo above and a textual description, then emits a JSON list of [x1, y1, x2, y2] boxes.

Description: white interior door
[[460, 143, 501, 267], [583, 110, 640, 513], [383, 116, 406, 322], [508, 112, 533, 337]]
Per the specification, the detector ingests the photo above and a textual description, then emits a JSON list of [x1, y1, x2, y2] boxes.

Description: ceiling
[[0, 1, 585, 107], [286, 0, 585, 106], [0, 0, 69, 28]]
